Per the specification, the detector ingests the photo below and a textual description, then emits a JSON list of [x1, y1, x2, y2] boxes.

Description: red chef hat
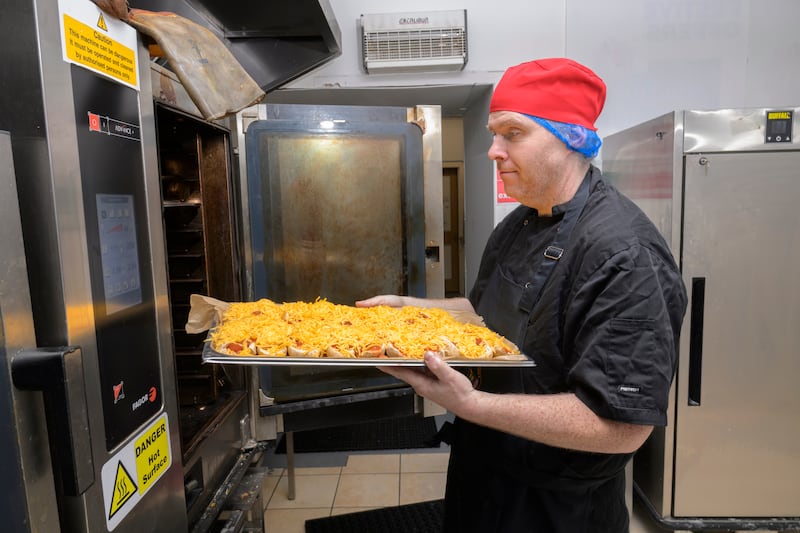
[[490, 58, 606, 131]]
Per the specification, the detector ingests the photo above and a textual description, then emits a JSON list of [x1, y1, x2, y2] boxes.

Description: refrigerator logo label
[[768, 111, 791, 120], [101, 413, 172, 530]]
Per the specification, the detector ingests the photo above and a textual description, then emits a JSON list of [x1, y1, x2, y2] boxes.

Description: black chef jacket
[[442, 167, 687, 533]]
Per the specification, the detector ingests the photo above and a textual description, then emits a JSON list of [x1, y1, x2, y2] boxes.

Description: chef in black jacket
[[358, 57, 687, 533]]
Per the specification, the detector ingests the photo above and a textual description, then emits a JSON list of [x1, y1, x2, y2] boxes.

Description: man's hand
[[355, 294, 406, 308], [380, 353, 479, 418], [356, 294, 476, 313]]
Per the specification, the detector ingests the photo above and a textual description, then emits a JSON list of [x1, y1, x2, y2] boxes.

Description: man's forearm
[[458, 389, 652, 454]]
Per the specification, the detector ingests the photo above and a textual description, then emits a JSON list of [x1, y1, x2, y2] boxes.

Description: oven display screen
[[96, 193, 143, 314]]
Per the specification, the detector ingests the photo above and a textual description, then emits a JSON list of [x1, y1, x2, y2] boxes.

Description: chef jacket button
[[523, 219, 529, 226], [524, 282, 531, 288]]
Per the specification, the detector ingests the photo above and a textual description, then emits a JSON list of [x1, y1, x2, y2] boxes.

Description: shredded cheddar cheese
[[209, 298, 519, 360]]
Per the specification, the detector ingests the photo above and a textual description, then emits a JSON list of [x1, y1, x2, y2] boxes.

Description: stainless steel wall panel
[[603, 111, 683, 256], [683, 107, 800, 153]]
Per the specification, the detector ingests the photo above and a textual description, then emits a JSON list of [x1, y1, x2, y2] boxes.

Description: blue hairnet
[[524, 114, 602, 158]]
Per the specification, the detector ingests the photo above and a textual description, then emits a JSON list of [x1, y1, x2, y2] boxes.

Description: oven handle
[[12, 345, 94, 496]]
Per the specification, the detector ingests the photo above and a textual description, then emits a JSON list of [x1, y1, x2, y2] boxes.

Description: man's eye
[[504, 130, 521, 140]]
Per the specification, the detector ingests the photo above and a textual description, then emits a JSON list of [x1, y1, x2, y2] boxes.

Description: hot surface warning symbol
[[101, 412, 172, 530], [109, 461, 137, 519]]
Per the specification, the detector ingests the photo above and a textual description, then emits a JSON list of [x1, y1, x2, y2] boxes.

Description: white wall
[[293, 1, 565, 88], [568, 0, 800, 137], [282, 0, 800, 290], [296, 0, 800, 135]]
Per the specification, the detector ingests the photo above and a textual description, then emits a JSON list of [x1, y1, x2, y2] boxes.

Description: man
[[357, 58, 687, 532]]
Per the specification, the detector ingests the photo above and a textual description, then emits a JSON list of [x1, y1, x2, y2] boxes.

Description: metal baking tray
[[201, 341, 535, 367]]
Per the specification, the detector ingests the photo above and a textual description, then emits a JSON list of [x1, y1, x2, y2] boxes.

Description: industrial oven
[[1, 0, 447, 531], [603, 108, 800, 531], [0, 0, 344, 531]]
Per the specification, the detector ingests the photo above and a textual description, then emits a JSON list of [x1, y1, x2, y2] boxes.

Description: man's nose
[[488, 137, 506, 161]]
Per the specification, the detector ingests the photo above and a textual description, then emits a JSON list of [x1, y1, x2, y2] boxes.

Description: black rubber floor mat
[[274, 416, 439, 454], [305, 500, 444, 533]]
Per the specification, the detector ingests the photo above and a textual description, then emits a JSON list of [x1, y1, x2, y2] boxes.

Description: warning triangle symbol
[[97, 13, 108, 32], [109, 461, 137, 519]]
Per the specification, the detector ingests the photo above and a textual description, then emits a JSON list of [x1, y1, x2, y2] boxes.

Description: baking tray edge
[[202, 342, 535, 367]]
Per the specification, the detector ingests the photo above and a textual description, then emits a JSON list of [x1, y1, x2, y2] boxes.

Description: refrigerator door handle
[[11, 346, 94, 496], [688, 277, 706, 406]]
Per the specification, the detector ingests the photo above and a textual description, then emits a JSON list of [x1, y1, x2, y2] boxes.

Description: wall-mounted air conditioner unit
[[359, 10, 468, 74]]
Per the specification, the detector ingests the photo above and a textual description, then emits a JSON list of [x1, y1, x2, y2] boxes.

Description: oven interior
[[154, 104, 246, 460]]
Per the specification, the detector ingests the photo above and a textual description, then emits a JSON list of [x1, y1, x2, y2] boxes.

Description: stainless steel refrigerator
[[604, 108, 800, 530]]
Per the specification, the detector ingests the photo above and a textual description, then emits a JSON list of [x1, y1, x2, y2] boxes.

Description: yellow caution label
[[134, 418, 171, 492], [62, 13, 136, 86], [108, 461, 137, 519]]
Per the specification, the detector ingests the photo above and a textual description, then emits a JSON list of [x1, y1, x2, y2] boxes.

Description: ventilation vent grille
[[359, 10, 467, 74], [363, 28, 466, 62]]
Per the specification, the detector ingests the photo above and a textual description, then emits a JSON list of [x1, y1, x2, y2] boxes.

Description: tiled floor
[[261, 450, 450, 533], [258, 446, 675, 533]]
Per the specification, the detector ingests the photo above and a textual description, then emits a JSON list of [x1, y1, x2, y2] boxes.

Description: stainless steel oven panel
[[0, 131, 61, 532], [2, 0, 186, 529], [138, 46, 189, 533]]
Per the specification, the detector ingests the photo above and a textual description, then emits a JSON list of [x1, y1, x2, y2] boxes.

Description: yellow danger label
[[109, 462, 137, 519], [101, 412, 171, 530], [134, 418, 171, 492], [62, 13, 136, 86]]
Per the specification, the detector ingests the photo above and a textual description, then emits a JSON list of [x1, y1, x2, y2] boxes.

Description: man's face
[[486, 111, 571, 211]]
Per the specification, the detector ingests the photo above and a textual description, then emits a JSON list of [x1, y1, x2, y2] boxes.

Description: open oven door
[[235, 103, 446, 445]]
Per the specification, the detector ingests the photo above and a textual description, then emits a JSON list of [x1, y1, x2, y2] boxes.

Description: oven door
[[239, 103, 444, 428]]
